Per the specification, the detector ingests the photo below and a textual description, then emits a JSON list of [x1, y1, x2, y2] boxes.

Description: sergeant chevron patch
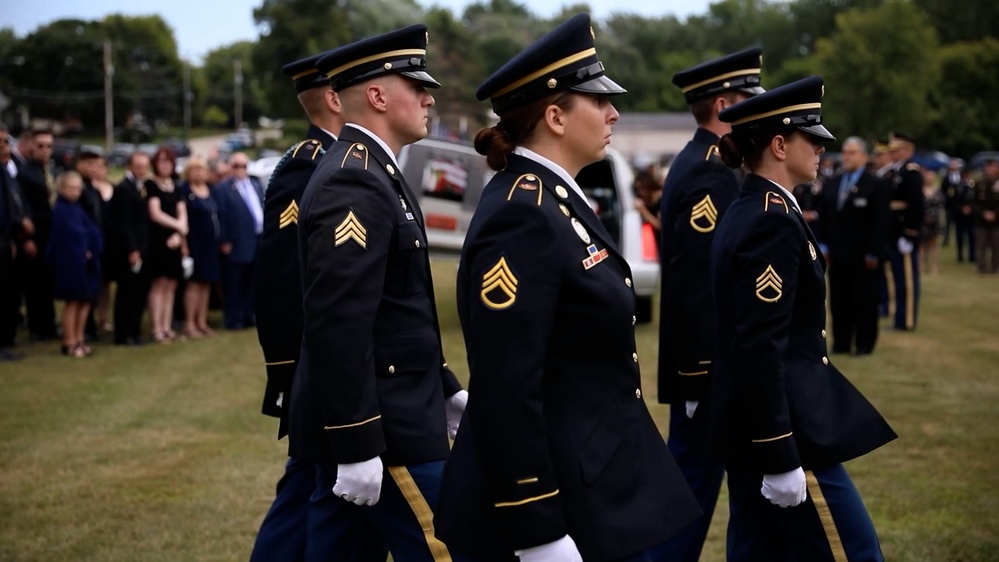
[[690, 195, 718, 232], [755, 265, 783, 303], [334, 210, 367, 249], [480, 256, 518, 310], [279, 200, 299, 229]]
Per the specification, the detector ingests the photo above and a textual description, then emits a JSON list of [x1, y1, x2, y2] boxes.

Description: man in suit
[[0, 124, 28, 361], [820, 137, 890, 356], [290, 25, 467, 561], [214, 152, 263, 330], [654, 48, 764, 562], [16, 129, 57, 341], [885, 133, 924, 331], [940, 158, 964, 248], [952, 168, 977, 263], [111, 152, 151, 345], [972, 158, 999, 274], [250, 50, 385, 562]]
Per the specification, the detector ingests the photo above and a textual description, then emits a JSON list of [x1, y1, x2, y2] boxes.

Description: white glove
[[685, 400, 699, 419], [333, 456, 383, 506], [761, 467, 808, 508], [516, 535, 583, 562], [445, 390, 468, 440], [897, 237, 914, 255]]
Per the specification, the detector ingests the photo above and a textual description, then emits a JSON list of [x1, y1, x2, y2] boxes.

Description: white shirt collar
[[319, 127, 338, 142], [343, 123, 400, 169], [512, 146, 590, 206], [761, 176, 801, 212]]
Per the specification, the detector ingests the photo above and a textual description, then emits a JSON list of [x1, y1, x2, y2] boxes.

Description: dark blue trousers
[[646, 407, 725, 562], [310, 460, 461, 562], [222, 259, 255, 329], [726, 464, 883, 562], [887, 247, 919, 330], [250, 456, 316, 562]]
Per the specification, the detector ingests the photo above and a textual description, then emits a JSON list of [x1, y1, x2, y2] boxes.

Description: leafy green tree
[[912, 0, 999, 44], [926, 38, 999, 157], [813, 1, 940, 142], [424, 7, 487, 135], [202, 41, 268, 127]]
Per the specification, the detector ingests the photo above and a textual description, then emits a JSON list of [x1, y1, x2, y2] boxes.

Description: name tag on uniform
[[853, 198, 867, 208]]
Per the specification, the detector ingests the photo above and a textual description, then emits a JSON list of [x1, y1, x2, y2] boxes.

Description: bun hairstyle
[[719, 129, 794, 171], [474, 91, 576, 172]]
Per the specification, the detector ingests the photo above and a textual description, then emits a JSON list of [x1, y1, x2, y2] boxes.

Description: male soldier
[[250, 50, 384, 562], [972, 158, 999, 274], [872, 141, 892, 177], [654, 48, 764, 562], [952, 166, 977, 263], [885, 133, 924, 330], [940, 158, 964, 248], [290, 25, 467, 561], [820, 137, 890, 356]]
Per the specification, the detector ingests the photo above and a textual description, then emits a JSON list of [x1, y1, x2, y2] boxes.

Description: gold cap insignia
[[384, 62, 393, 70], [723, 81, 731, 89], [690, 194, 719, 233], [481, 256, 518, 310], [782, 117, 791, 125], [279, 200, 299, 229], [555, 185, 569, 199], [334, 210, 367, 249], [755, 265, 783, 302], [547, 78, 557, 89]]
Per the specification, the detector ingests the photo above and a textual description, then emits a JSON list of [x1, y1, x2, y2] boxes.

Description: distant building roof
[[615, 112, 697, 131]]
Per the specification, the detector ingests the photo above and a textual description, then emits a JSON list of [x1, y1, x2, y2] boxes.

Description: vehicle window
[[576, 159, 621, 246], [420, 157, 469, 203]]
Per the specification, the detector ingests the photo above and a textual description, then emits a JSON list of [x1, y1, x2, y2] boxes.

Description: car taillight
[[641, 222, 658, 262]]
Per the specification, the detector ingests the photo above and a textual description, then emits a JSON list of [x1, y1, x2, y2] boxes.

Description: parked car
[[162, 138, 191, 158], [398, 138, 659, 322], [249, 156, 284, 189], [107, 143, 136, 167]]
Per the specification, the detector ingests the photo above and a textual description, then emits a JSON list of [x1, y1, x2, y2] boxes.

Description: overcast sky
[[4, 0, 712, 62]]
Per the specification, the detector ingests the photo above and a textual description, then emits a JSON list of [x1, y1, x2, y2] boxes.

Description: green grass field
[[1, 249, 997, 561]]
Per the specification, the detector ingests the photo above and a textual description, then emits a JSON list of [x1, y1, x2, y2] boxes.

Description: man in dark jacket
[[111, 152, 151, 345], [213, 152, 263, 330], [0, 124, 28, 360], [16, 129, 57, 341]]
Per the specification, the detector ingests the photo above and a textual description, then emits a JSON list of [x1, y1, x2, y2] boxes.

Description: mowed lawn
[[0, 250, 997, 562]]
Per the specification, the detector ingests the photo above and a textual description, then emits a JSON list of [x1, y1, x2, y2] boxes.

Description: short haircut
[[842, 136, 867, 153]]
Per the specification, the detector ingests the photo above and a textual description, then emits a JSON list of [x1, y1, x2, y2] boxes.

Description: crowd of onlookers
[[0, 124, 264, 361]]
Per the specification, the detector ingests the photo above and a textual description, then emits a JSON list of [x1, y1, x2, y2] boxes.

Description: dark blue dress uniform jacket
[[658, 127, 741, 406], [707, 174, 896, 474], [254, 124, 334, 439], [289, 125, 461, 468], [887, 160, 925, 244], [435, 154, 700, 561]]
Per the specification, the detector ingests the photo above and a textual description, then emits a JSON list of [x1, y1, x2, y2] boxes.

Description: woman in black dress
[[178, 156, 220, 337], [91, 156, 116, 334], [146, 147, 187, 343]]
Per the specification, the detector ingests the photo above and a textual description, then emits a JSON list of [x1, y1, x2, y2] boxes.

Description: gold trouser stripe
[[884, 262, 895, 317], [387, 466, 452, 562], [805, 471, 848, 562], [494, 489, 559, 508], [678, 370, 708, 376], [751, 431, 792, 443], [265, 360, 296, 366], [903, 252, 915, 329], [323, 415, 381, 430]]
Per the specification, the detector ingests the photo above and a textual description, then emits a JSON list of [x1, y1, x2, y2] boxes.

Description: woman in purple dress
[[47, 171, 103, 357]]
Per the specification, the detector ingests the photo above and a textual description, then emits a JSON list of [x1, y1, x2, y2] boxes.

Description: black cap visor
[[737, 85, 766, 97], [570, 74, 626, 96], [402, 70, 441, 89], [799, 124, 835, 141]]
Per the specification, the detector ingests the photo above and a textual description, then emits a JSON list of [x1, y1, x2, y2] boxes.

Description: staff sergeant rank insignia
[[755, 264, 783, 302], [690, 194, 719, 232], [480, 256, 518, 310], [279, 200, 299, 229], [334, 210, 367, 249]]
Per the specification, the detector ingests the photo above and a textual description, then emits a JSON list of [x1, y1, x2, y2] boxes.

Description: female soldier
[[709, 76, 897, 561], [434, 13, 700, 562]]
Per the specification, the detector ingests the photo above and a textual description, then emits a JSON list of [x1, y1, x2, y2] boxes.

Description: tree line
[[0, 0, 996, 157]]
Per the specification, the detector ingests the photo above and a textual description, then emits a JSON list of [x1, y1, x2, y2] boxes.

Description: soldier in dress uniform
[[434, 14, 700, 562], [250, 50, 387, 562], [288, 24, 467, 562], [711, 76, 896, 561], [884, 133, 925, 330], [952, 166, 978, 263], [972, 157, 999, 273], [653, 47, 764, 562], [872, 141, 892, 178]]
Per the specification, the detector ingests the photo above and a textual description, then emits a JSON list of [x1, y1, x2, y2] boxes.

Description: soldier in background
[[972, 158, 999, 274], [952, 166, 978, 263], [885, 133, 924, 331]]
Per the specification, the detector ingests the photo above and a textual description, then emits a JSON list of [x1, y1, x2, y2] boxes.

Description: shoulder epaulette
[[290, 139, 324, 160], [704, 144, 721, 161], [340, 143, 370, 170], [763, 190, 789, 214], [906, 162, 921, 172], [505, 173, 544, 206]]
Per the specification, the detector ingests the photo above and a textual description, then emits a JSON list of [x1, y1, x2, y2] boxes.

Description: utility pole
[[182, 60, 191, 141], [234, 59, 243, 130], [103, 39, 114, 152]]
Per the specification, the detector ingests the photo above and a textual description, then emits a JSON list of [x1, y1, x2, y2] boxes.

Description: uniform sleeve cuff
[[325, 416, 387, 464]]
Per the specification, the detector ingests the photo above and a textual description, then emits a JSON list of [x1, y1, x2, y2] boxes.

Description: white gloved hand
[[333, 456, 383, 506], [761, 467, 808, 508], [897, 237, 914, 255], [685, 400, 699, 419], [445, 390, 468, 440], [516, 535, 583, 562]]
